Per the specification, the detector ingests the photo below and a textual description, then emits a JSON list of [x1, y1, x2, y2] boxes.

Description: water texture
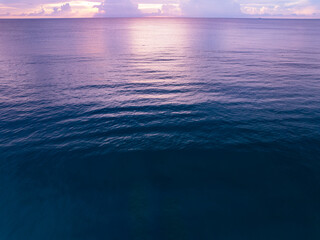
[[0, 18, 320, 239]]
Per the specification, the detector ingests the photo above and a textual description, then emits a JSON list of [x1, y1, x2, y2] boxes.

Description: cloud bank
[[18, 3, 73, 17], [241, 0, 320, 17], [94, 0, 243, 17], [0, 0, 320, 18]]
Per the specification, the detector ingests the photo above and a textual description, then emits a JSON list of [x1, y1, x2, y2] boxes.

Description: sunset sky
[[0, 0, 320, 18]]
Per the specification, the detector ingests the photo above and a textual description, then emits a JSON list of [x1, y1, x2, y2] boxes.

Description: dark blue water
[[1, 18, 320, 239]]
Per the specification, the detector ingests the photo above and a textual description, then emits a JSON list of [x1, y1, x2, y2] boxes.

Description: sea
[[0, 18, 320, 239]]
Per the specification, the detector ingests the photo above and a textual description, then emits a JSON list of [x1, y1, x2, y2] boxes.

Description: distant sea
[[1, 18, 320, 239]]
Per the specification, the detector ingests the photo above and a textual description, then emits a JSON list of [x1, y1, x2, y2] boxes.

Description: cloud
[[20, 7, 46, 17], [51, 3, 72, 16], [240, 0, 320, 17], [181, 0, 243, 17], [18, 3, 73, 17], [95, 0, 142, 17], [0, 12, 10, 17], [1, 0, 320, 18], [161, 4, 181, 16]]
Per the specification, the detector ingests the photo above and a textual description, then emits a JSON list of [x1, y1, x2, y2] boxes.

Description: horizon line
[[0, 16, 319, 20]]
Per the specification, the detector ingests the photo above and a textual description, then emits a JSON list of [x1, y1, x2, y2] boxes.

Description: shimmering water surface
[[1, 18, 320, 239]]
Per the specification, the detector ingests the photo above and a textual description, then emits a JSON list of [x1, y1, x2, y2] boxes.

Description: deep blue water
[[0, 18, 320, 239]]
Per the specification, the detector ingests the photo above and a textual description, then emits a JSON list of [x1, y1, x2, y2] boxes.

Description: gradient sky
[[0, 0, 320, 18]]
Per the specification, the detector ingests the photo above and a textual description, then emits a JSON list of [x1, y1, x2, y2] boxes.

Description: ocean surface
[[1, 18, 320, 239]]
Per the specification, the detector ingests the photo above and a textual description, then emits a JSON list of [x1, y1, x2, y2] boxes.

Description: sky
[[0, 0, 320, 18]]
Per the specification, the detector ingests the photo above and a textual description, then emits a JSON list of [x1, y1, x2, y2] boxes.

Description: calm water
[[1, 18, 320, 239]]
